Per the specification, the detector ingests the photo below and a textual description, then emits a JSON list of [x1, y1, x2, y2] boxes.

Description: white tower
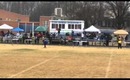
[[54, 8, 63, 17]]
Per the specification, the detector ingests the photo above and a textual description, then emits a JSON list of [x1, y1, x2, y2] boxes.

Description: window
[[52, 24, 59, 29], [75, 24, 78, 29], [72, 24, 74, 29], [52, 24, 56, 29], [68, 24, 72, 29], [62, 24, 65, 29], [78, 24, 81, 29], [59, 24, 62, 29], [17, 19, 21, 22], [59, 24, 65, 29], [56, 24, 58, 29], [34, 23, 39, 31], [45, 21, 48, 25], [19, 23, 26, 32], [69, 24, 78, 29], [26, 23, 32, 32]]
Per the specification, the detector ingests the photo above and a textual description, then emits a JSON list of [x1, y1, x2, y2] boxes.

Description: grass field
[[0, 44, 130, 78]]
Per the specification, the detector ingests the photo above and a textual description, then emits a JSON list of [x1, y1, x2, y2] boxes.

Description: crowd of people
[[0, 30, 128, 49]]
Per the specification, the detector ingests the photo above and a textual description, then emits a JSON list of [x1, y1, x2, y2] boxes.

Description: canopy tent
[[12, 27, 24, 32], [114, 30, 128, 35], [0, 24, 13, 29], [113, 29, 129, 39], [35, 26, 48, 32], [85, 25, 101, 33]]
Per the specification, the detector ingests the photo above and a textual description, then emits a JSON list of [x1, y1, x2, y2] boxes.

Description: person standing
[[71, 30, 74, 37], [58, 27, 61, 36], [117, 37, 122, 49], [81, 32, 84, 40], [49, 33, 52, 44], [42, 36, 48, 48]]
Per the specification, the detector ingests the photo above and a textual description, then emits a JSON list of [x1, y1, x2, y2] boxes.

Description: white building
[[49, 20, 85, 34]]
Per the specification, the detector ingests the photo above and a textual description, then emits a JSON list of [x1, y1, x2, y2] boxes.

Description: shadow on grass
[[13, 48, 36, 52]]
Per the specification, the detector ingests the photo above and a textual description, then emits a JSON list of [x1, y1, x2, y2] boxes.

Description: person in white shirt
[[81, 32, 84, 40], [16, 32, 20, 39]]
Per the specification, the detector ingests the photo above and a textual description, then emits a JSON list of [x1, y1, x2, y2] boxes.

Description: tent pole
[[32, 23, 34, 37]]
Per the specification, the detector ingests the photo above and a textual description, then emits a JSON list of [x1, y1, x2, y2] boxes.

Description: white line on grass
[[105, 48, 114, 78], [8, 55, 59, 78]]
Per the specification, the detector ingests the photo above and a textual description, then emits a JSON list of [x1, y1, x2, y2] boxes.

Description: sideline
[[8, 55, 59, 78], [105, 48, 114, 78]]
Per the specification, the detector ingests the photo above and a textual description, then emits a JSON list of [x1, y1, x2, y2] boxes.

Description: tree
[[30, 2, 56, 21], [106, 1, 130, 29], [61, 2, 106, 28]]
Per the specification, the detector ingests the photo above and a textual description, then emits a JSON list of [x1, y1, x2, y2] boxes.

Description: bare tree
[[0, 1, 13, 11], [30, 2, 56, 21], [61, 2, 106, 28], [106, 1, 130, 29]]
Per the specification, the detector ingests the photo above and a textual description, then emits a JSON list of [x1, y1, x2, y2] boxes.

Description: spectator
[[81, 32, 84, 40], [117, 36, 122, 49], [58, 27, 61, 35], [0, 31, 4, 36], [60, 36, 64, 45], [37, 32, 41, 44], [53, 33, 56, 38], [71, 30, 74, 37]]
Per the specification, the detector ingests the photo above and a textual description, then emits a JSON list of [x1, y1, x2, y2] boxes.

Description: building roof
[[0, 9, 29, 17], [49, 19, 84, 22]]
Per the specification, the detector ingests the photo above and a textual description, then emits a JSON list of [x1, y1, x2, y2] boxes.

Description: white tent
[[0, 24, 13, 29], [85, 25, 101, 33]]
